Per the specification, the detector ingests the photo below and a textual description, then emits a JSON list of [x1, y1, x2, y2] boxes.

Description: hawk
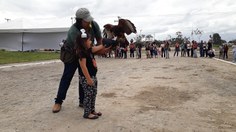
[[103, 17, 137, 47]]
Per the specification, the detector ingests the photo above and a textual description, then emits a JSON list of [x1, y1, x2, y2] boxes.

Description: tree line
[[133, 31, 233, 47]]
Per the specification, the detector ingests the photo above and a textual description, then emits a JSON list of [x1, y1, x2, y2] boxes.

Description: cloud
[[0, 0, 236, 41]]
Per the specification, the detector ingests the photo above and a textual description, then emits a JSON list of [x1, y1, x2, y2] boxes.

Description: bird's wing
[[118, 19, 137, 35]]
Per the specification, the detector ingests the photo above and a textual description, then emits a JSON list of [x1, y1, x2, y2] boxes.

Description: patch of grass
[[0, 51, 60, 64]]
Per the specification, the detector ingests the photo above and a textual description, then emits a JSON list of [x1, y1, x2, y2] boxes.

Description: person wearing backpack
[[52, 8, 116, 113]]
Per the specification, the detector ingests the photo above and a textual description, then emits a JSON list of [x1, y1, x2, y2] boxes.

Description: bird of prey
[[103, 17, 137, 47]]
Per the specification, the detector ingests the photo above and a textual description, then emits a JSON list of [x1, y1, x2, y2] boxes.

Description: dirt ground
[[0, 53, 236, 132]]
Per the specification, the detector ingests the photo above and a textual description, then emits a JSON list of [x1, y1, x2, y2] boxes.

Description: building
[[0, 28, 68, 51]]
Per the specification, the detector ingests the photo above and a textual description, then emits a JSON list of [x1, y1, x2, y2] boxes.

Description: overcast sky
[[0, 0, 236, 41]]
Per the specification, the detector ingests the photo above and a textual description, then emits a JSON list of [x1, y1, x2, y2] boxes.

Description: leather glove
[[102, 38, 118, 48]]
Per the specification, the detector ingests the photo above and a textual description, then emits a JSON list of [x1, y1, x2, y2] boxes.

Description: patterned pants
[[80, 76, 97, 118]]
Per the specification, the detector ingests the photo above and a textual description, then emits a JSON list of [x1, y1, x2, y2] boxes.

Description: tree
[[175, 31, 183, 44], [183, 36, 190, 42], [221, 39, 227, 44], [135, 35, 142, 42], [176, 31, 182, 38], [145, 34, 153, 41], [134, 41, 143, 48], [229, 39, 236, 44], [191, 28, 203, 42], [194, 28, 203, 42], [134, 34, 145, 42], [153, 40, 162, 46], [166, 35, 172, 43], [212, 33, 222, 45]]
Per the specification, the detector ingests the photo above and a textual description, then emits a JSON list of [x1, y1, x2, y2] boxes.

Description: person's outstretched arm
[[92, 38, 117, 54]]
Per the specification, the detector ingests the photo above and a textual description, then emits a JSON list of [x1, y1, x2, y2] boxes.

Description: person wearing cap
[[52, 8, 115, 113]]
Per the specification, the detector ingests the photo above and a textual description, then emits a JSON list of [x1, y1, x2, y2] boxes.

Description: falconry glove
[[102, 38, 118, 48]]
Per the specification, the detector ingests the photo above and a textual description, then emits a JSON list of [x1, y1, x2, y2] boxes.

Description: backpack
[[60, 40, 76, 63]]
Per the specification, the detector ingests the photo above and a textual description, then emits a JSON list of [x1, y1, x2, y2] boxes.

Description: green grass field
[[0, 51, 60, 64]]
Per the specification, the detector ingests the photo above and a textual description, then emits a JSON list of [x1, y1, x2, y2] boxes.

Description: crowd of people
[[101, 39, 236, 63]]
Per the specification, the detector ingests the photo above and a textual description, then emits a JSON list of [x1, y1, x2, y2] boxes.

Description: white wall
[[0, 33, 22, 51], [0, 32, 67, 51]]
